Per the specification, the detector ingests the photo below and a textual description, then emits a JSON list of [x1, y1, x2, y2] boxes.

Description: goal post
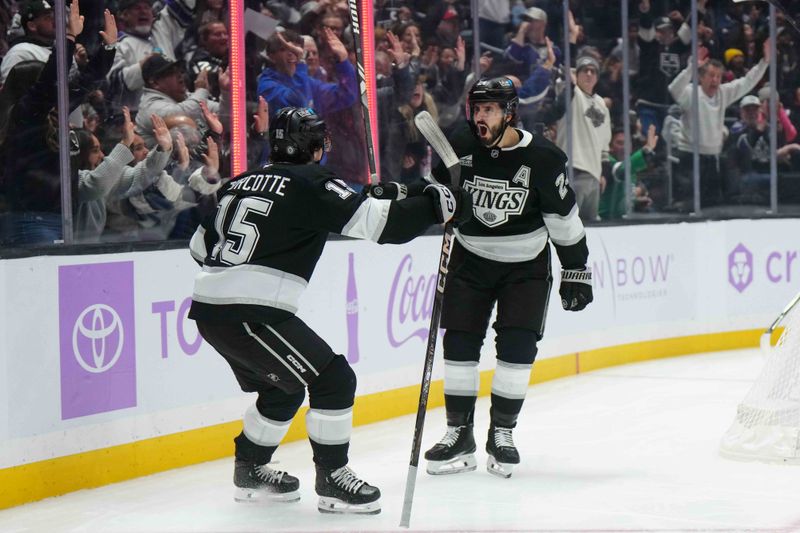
[[720, 291, 800, 464]]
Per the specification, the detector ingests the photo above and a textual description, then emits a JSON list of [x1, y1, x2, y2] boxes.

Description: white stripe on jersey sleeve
[[341, 196, 391, 242], [542, 205, 586, 246], [189, 226, 207, 263]]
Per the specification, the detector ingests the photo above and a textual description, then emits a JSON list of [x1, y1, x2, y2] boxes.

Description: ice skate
[[233, 460, 300, 503], [424, 424, 477, 475], [486, 425, 520, 478], [315, 465, 381, 515]]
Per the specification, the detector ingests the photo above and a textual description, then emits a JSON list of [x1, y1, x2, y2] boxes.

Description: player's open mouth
[[477, 124, 489, 136]]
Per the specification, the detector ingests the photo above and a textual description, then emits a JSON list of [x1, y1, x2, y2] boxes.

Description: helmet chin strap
[[481, 114, 512, 148]]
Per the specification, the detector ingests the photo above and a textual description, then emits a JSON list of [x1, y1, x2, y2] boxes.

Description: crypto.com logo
[[72, 303, 124, 373], [728, 243, 753, 293]]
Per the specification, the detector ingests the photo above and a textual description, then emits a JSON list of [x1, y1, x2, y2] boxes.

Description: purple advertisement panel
[[59, 262, 137, 419]]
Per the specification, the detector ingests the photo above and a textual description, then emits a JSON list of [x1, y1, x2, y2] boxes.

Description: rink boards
[[1, 218, 798, 508]]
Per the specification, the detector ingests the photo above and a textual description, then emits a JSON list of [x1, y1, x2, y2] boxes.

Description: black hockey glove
[[559, 268, 593, 311], [424, 184, 473, 225], [365, 181, 408, 200]]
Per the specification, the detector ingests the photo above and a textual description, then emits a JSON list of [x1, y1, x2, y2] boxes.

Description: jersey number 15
[[210, 195, 274, 265]]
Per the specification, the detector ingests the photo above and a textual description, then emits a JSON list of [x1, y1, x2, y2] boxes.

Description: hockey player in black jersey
[[372, 77, 592, 478], [187, 107, 470, 514]]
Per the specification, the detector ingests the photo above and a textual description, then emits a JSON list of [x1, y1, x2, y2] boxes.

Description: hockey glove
[[424, 184, 472, 225], [559, 268, 593, 311], [366, 181, 408, 200]]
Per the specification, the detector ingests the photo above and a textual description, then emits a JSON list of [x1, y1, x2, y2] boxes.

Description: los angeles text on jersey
[[463, 176, 528, 228], [229, 173, 292, 196]]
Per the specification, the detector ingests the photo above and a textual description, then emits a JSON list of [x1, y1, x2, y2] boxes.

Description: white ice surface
[[2, 348, 800, 533]]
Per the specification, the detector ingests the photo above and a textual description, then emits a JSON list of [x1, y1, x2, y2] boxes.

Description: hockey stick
[[733, 0, 800, 34], [347, 0, 379, 184], [399, 111, 460, 529], [760, 290, 800, 353]]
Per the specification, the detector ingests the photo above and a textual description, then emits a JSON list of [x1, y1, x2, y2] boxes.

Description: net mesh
[[720, 303, 800, 464]]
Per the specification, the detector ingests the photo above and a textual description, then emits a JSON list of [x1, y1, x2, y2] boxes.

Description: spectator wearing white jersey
[[550, 55, 612, 223], [106, 0, 192, 115], [668, 41, 770, 209], [0, 0, 54, 84]]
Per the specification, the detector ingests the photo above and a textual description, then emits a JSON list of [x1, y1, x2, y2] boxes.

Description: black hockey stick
[[733, 0, 800, 33], [399, 111, 461, 528], [347, 0, 379, 184]]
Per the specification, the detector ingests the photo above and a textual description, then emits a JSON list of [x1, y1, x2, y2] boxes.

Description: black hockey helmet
[[466, 77, 519, 146], [269, 107, 330, 164], [467, 77, 518, 120]]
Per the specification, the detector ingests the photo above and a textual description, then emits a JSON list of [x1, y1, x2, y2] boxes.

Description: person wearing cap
[[2, 0, 118, 246], [506, 6, 561, 76], [0, 0, 55, 84], [668, 40, 771, 209], [722, 48, 747, 82], [549, 54, 611, 223], [106, 0, 192, 114], [730, 94, 764, 137], [729, 93, 800, 202], [635, 0, 691, 136], [135, 53, 227, 147], [433, 6, 461, 48]]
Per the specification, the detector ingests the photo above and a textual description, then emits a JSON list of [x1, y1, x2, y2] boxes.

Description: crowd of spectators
[[0, 0, 799, 246]]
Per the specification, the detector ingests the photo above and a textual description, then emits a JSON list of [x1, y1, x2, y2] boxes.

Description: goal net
[[720, 293, 800, 464]]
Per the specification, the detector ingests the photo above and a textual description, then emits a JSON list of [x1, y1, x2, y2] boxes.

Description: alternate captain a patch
[[463, 176, 529, 228], [512, 165, 531, 188]]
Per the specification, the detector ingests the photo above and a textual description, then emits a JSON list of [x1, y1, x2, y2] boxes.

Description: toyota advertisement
[[1, 218, 799, 472]]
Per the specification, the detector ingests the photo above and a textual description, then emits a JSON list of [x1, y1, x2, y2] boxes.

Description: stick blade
[[414, 111, 460, 185], [399, 464, 418, 528]]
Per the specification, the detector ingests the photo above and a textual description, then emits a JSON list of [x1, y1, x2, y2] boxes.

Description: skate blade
[[317, 496, 381, 515], [426, 453, 477, 475], [234, 487, 300, 503], [486, 455, 515, 478]]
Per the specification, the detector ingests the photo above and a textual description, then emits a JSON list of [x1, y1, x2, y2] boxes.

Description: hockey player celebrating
[[427, 77, 592, 478], [187, 107, 470, 514], [373, 77, 592, 478]]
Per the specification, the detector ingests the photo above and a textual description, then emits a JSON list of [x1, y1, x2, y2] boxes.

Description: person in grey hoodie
[[72, 107, 174, 242], [135, 54, 228, 147]]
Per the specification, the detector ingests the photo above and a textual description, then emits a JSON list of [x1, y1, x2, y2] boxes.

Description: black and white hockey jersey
[[189, 162, 439, 323], [431, 125, 588, 268]]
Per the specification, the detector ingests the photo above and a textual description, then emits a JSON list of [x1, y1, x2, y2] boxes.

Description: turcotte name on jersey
[[463, 176, 529, 228]]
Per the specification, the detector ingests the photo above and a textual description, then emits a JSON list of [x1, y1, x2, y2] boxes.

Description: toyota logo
[[72, 304, 124, 373]]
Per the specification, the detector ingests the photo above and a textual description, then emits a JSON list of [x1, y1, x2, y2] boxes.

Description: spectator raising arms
[[2, 0, 116, 246], [668, 41, 770, 209], [256, 28, 357, 120], [135, 54, 228, 147], [551, 55, 612, 223]]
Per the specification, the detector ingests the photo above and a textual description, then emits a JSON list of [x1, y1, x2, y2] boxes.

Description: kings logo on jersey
[[463, 176, 528, 228]]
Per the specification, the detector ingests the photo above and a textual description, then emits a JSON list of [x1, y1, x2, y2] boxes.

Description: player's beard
[[475, 121, 503, 147]]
